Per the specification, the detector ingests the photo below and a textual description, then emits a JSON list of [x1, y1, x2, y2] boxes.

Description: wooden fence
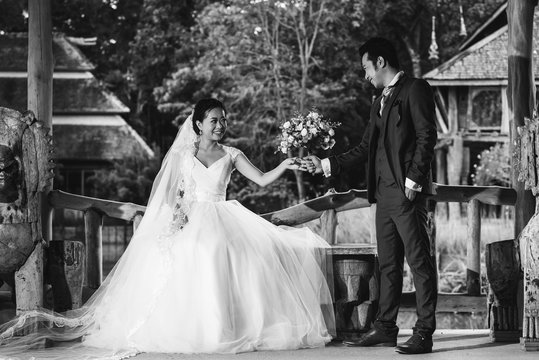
[[48, 183, 516, 296], [47, 183, 517, 336]]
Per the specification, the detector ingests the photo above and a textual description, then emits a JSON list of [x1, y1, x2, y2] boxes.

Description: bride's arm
[[234, 153, 299, 187]]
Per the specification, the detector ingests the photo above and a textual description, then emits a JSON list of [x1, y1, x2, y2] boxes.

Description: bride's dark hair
[[192, 98, 227, 135]]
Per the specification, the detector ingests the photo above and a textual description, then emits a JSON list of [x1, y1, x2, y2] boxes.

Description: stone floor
[[133, 330, 537, 360]]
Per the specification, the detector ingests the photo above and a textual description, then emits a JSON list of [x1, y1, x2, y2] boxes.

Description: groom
[[303, 37, 438, 354]]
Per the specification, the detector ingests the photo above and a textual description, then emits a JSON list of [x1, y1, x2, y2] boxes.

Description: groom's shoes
[[342, 328, 397, 347], [395, 334, 433, 354]]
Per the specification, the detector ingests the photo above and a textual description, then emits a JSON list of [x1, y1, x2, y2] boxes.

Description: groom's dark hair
[[359, 37, 400, 69]]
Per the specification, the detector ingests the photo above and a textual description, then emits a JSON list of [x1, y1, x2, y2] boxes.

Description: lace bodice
[[187, 146, 243, 202]]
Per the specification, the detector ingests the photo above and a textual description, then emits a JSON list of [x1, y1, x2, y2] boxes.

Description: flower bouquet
[[276, 110, 340, 154]]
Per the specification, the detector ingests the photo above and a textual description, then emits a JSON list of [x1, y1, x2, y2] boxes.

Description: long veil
[[0, 117, 198, 360]]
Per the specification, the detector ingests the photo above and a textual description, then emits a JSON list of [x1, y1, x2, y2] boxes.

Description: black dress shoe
[[343, 328, 397, 347], [395, 334, 433, 354]]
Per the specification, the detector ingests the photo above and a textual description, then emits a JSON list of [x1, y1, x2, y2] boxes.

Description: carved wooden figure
[[517, 117, 539, 351], [0, 107, 53, 322]]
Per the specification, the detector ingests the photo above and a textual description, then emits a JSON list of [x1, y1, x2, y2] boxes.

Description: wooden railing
[[48, 183, 516, 294]]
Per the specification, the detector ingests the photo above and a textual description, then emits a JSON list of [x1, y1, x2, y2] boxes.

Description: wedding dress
[[0, 118, 335, 359]]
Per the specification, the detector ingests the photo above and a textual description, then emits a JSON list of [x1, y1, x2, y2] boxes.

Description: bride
[[0, 98, 335, 359]]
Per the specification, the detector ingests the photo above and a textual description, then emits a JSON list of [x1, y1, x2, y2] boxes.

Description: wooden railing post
[[133, 213, 143, 233], [84, 209, 103, 289], [467, 199, 481, 296], [320, 209, 337, 245]]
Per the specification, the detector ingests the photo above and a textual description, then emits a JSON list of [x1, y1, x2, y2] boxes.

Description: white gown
[[0, 146, 335, 359]]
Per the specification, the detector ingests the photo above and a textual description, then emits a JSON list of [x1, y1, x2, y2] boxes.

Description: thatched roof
[[424, 7, 539, 85], [0, 77, 129, 114], [0, 33, 94, 71], [53, 115, 154, 160]]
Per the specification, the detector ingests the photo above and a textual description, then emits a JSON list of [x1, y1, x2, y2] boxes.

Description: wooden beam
[[400, 292, 486, 313], [49, 190, 146, 222]]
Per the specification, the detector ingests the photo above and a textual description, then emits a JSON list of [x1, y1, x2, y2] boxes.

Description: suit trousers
[[373, 178, 437, 337]]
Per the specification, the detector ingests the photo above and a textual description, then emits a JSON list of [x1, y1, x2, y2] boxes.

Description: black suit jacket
[[328, 75, 437, 203]]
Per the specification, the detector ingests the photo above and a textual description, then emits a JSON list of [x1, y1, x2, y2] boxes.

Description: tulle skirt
[[0, 200, 335, 359]]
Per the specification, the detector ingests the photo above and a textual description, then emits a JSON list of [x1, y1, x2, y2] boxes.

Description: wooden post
[[486, 240, 521, 343], [15, 242, 44, 314], [435, 148, 448, 220], [447, 135, 464, 219], [320, 209, 337, 245], [84, 209, 103, 289], [46, 241, 85, 311], [133, 213, 143, 233], [13, 0, 53, 328], [507, 0, 538, 351], [507, 0, 536, 238], [466, 199, 481, 296]]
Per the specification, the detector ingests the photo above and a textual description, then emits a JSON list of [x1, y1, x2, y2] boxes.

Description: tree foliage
[[0, 0, 507, 207]]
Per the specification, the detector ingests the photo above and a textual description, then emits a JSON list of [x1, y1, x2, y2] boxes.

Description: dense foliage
[[0, 0, 505, 210]]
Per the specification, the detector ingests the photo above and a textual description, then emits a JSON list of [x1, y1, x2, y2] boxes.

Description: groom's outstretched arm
[[326, 119, 372, 177]]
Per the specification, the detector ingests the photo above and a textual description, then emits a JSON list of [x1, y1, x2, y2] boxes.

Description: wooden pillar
[[507, 0, 538, 351], [447, 135, 464, 219], [507, 0, 536, 238], [133, 213, 143, 233], [84, 209, 103, 289], [435, 148, 448, 220], [466, 199, 481, 296], [320, 209, 337, 245], [486, 240, 521, 343], [14, 0, 53, 326], [46, 240, 85, 312]]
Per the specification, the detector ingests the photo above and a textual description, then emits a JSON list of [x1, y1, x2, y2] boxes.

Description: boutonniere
[[393, 99, 402, 107]]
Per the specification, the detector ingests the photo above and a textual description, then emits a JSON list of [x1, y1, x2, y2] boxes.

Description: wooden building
[[0, 32, 154, 196], [423, 3, 538, 219]]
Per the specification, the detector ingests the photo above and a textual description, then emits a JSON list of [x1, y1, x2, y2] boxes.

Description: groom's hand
[[302, 155, 323, 175], [405, 187, 417, 202]]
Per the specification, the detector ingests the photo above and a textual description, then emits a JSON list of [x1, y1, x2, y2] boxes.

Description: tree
[[157, 0, 370, 201]]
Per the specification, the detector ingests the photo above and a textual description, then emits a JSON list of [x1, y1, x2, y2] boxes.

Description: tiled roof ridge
[[424, 25, 508, 80]]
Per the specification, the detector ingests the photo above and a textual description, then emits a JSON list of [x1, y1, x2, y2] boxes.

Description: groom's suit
[[327, 73, 438, 336]]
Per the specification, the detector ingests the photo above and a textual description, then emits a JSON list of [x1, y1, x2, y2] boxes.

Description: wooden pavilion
[[0, 0, 537, 354], [424, 2, 539, 220]]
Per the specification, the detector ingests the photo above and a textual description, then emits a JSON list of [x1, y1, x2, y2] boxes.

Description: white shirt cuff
[[321, 158, 331, 178], [405, 177, 422, 192]]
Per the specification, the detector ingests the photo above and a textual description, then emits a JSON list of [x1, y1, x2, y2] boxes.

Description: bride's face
[[197, 107, 227, 141]]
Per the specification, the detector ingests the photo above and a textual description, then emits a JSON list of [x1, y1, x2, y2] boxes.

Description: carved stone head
[[0, 144, 20, 203]]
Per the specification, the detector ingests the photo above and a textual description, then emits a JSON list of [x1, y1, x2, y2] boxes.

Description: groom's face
[[361, 53, 383, 89]]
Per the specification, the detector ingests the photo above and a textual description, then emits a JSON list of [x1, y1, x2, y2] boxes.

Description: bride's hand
[[282, 157, 301, 170]]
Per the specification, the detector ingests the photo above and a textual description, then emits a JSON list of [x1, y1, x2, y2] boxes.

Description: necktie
[[379, 86, 393, 116]]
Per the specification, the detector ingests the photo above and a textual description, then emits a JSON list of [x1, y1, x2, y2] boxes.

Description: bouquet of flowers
[[276, 110, 340, 154]]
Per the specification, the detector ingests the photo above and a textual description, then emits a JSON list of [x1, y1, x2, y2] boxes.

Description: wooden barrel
[[46, 240, 85, 312], [333, 255, 376, 339], [485, 239, 520, 342]]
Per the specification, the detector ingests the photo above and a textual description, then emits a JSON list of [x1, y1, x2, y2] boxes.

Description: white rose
[[301, 128, 308, 136], [281, 147, 288, 154], [283, 121, 291, 129], [296, 123, 303, 131], [324, 137, 330, 143], [329, 128, 335, 136], [288, 135, 295, 143]]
